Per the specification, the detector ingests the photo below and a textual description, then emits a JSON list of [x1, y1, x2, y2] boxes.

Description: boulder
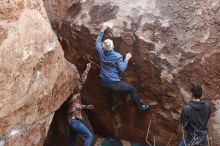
[[0, 0, 79, 145], [45, 0, 220, 145]]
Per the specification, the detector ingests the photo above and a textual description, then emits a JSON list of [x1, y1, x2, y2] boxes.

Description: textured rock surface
[[43, 0, 74, 31], [48, 0, 220, 145], [0, 0, 79, 146]]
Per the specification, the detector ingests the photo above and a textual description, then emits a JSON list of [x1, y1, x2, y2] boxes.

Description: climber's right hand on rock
[[86, 63, 91, 69], [101, 23, 108, 32], [125, 53, 132, 60]]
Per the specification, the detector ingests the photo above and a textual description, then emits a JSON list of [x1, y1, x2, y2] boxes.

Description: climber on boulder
[[68, 63, 94, 146], [95, 23, 151, 112]]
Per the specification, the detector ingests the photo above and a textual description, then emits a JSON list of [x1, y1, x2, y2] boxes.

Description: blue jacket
[[96, 32, 128, 82]]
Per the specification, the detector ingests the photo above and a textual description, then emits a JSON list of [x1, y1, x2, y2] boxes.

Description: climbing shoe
[[141, 104, 151, 111]]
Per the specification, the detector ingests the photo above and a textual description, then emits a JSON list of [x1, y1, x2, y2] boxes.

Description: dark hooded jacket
[[180, 100, 211, 133]]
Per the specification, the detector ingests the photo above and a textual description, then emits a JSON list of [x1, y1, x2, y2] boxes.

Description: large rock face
[[48, 0, 220, 145], [0, 0, 79, 146], [43, 0, 74, 31]]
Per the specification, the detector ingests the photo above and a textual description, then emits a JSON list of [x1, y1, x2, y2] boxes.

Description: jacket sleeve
[[180, 107, 189, 129], [117, 58, 129, 72], [96, 32, 104, 54]]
